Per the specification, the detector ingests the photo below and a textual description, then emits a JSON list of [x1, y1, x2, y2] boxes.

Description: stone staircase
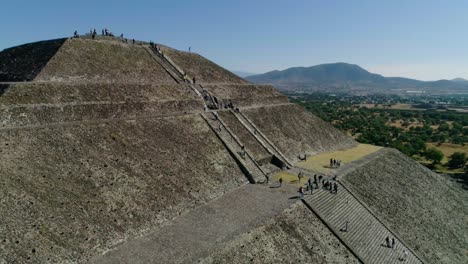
[[146, 45, 232, 110], [230, 109, 293, 168], [144, 46, 183, 83], [201, 112, 267, 183], [302, 181, 424, 264], [198, 84, 220, 109], [145, 46, 203, 98]]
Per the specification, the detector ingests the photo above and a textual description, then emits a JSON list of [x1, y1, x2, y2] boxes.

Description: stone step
[[302, 181, 424, 264], [328, 198, 357, 226], [315, 189, 346, 215], [320, 195, 348, 220], [331, 200, 364, 228], [357, 220, 383, 257]]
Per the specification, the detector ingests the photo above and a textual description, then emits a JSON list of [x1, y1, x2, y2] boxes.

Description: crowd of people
[[295, 173, 339, 199], [73, 28, 136, 44], [330, 158, 342, 168], [201, 89, 236, 111]]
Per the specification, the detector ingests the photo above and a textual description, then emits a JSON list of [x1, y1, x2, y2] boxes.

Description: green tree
[[447, 152, 467, 169], [410, 138, 427, 154], [424, 148, 444, 164], [438, 123, 450, 132]]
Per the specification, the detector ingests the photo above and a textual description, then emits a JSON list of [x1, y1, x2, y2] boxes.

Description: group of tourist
[[385, 236, 396, 249], [296, 173, 339, 198], [323, 179, 338, 194], [73, 28, 136, 44], [150, 42, 162, 54], [202, 90, 236, 111], [214, 97, 235, 110], [222, 101, 235, 109], [330, 158, 342, 168]]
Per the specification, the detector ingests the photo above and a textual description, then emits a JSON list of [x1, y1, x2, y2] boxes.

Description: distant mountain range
[[245, 63, 468, 95], [232, 71, 258, 78], [451, 78, 468, 83]]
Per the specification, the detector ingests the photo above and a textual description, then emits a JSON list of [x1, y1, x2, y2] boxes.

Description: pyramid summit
[[0, 35, 466, 264]]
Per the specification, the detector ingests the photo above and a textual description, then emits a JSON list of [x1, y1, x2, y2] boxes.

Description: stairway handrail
[[237, 110, 293, 167], [161, 53, 186, 77], [215, 113, 268, 179], [228, 109, 275, 158], [147, 46, 205, 99], [144, 46, 182, 83], [149, 46, 187, 80], [200, 113, 255, 183]]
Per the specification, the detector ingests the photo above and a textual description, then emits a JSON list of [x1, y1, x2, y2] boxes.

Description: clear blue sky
[[1, 0, 467, 80]]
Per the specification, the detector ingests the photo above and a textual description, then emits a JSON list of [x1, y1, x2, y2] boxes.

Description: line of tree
[[292, 93, 468, 172]]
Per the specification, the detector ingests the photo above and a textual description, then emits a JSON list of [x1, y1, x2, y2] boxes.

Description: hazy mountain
[[452, 78, 468, 83], [248, 63, 384, 83], [246, 63, 468, 95], [232, 70, 258, 78]]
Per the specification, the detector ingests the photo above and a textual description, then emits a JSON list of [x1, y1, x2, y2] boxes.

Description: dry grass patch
[[296, 144, 382, 173], [359, 103, 425, 111], [386, 119, 424, 130], [272, 171, 305, 186], [427, 142, 468, 163]]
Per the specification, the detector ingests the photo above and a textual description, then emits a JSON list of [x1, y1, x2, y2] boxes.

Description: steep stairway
[[144, 46, 183, 83], [201, 112, 267, 183], [147, 45, 244, 111], [198, 84, 220, 109], [146, 46, 203, 98], [231, 109, 293, 168], [302, 181, 424, 264]]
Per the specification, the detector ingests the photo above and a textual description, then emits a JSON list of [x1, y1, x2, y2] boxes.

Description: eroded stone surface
[[198, 202, 359, 264], [0, 115, 245, 263]]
